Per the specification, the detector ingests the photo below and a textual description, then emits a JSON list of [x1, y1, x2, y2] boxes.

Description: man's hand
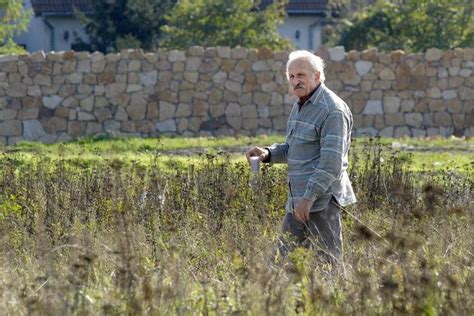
[[246, 147, 269, 164], [294, 198, 312, 222]]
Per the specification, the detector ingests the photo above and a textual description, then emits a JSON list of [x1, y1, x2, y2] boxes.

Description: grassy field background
[[0, 136, 472, 314]]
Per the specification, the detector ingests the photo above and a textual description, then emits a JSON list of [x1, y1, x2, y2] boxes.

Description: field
[[0, 136, 472, 315]]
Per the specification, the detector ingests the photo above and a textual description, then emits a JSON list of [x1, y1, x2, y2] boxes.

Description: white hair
[[286, 50, 326, 83]]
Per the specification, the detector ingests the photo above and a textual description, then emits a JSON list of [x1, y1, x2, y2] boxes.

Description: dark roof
[[31, 0, 328, 17], [31, 0, 92, 16], [260, 0, 328, 14]]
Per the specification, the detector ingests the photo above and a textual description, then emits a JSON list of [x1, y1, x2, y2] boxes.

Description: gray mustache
[[293, 83, 304, 89]]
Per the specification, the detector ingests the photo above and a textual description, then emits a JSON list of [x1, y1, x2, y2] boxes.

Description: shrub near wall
[[0, 46, 472, 145]]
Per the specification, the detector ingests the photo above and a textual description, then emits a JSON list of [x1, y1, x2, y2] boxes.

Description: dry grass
[[0, 139, 472, 315]]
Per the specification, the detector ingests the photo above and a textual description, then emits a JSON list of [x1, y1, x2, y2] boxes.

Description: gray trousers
[[278, 199, 343, 263]]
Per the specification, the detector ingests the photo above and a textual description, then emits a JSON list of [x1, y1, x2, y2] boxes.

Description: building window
[[295, 30, 300, 40]]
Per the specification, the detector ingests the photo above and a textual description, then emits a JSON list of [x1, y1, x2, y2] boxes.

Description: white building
[[16, 0, 329, 53], [14, 0, 90, 53], [262, 0, 329, 50]]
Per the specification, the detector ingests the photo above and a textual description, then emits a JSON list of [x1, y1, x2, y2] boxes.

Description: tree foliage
[[327, 0, 474, 52], [0, 0, 32, 55], [76, 0, 175, 53], [160, 0, 292, 50]]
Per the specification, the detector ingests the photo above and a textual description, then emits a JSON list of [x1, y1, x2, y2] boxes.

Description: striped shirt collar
[[297, 83, 323, 109]]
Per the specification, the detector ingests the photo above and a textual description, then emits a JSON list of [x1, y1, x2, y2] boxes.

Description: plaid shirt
[[267, 83, 356, 212]]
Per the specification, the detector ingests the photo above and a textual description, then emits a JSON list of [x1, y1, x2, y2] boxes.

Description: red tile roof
[[31, 0, 92, 16]]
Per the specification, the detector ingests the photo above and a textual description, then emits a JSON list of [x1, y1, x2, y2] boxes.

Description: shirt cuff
[[303, 187, 318, 202], [262, 148, 271, 163]]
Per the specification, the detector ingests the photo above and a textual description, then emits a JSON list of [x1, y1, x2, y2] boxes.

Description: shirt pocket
[[292, 122, 318, 144]]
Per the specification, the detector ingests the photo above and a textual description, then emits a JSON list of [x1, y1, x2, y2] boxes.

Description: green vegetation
[[2, 135, 472, 174], [327, 0, 474, 52], [0, 137, 472, 314], [76, 0, 291, 52], [161, 0, 292, 50], [74, 0, 174, 53], [0, 0, 32, 55]]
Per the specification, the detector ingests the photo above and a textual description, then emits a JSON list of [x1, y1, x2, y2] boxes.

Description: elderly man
[[246, 50, 356, 263]]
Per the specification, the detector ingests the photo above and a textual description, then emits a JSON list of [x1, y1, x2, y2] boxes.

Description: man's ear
[[314, 71, 320, 82]]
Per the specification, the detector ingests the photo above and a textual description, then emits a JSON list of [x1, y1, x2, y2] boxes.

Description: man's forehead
[[288, 58, 312, 72]]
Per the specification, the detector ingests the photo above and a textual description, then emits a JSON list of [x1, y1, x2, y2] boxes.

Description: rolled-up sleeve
[[303, 110, 348, 201], [267, 142, 289, 164]]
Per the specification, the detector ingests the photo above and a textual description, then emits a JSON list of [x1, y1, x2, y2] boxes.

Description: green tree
[[327, 0, 474, 52], [160, 0, 292, 50], [75, 0, 175, 53], [0, 0, 32, 55]]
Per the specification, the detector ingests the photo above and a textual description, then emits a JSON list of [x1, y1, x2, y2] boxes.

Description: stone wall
[[0, 46, 472, 145]]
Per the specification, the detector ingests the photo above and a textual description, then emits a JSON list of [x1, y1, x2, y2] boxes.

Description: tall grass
[[0, 139, 472, 314]]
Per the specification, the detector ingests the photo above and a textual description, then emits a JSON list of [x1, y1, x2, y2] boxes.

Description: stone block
[[168, 50, 186, 62], [7, 82, 27, 97], [231, 47, 248, 59], [0, 109, 17, 120], [156, 119, 177, 132], [379, 126, 394, 137], [428, 100, 445, 112], [441, 90, 457, 100], [7, 136, 23, 145], [425, 48, 442, 61], [42, 95, 63, 109], [363, 100, 383, 114], [355, 128, 378, 137], [128, 60, 141, 72], [18, 108, 39, 120], [427, 87, 441, 98], [78, 111, 95, 121], [86, 122, 102, 135], [445, 99, 462, 114], [94, 108, 112, 122], [379, 67, 395, 80], [216, 46, 231, 58], [394, 126, 411, 137], [192, 99, 208, 117], [43, 117, 67, 133], [252, 61, 270, 72], [400, 99, 415, 112], [434, 112, 452, 126], [104, 120, 120, 132], [355, 61, 373, 76], [23, 120, 46, 140], [452, 114, 465, 129], [67, 121, 86, 137], [159, 101, 176, 120], [253, 92, 271, 106], [385, 113, 404, 125], [459, 87, 474, 100], [29, 51, 45, 63], [383, 96, 401, 113], [115, 106, 128, 121], [405, 113, 423, 128], [449, 67, 460, 76], [272, 116, 287, 131], [225, 80, 242, 93], [77, 59, 91, 73], [340, 67, 361, 85], [241, 104, 258, 119], [226, 116, 242, 130], [33, 74, 51, 86], [137, 121, 155, 134], [127, 100, 147, 121], [328, 46, 345, 61]]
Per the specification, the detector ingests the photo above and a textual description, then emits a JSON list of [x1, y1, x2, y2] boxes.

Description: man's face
[[287, 59, 320, 98]]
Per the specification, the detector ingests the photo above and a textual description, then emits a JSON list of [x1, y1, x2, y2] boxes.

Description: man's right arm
[[266, 142, 289, 164]]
